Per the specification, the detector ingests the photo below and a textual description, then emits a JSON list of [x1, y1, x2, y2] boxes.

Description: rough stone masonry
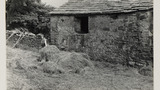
[[50, 10, 153, 65]]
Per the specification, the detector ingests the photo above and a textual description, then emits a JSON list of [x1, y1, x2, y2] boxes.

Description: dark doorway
[[75, 16, 89, 34]]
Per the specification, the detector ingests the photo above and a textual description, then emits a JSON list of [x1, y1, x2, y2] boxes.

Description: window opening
[[75, 16, 89, 34]]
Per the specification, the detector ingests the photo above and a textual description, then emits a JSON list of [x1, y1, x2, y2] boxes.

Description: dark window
[[75, 17, 89, 34]]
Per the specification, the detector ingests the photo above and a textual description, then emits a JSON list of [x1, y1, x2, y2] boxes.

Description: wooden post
[[12, 33, 25, 48]]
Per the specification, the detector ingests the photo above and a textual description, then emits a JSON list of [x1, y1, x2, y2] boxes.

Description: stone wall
[[50, 10, 153, 65], [87, 11, 153, 64], [6, 33, 43, 50], [87, 14, 127, 63], [50, 16, 76, 49]]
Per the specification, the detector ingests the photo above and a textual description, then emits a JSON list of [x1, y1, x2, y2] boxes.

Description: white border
[[154, 0, 160, 90], [0, 0, 159, 90], [0, 0, 6, 90]]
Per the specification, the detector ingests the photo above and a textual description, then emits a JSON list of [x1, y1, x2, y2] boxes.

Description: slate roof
[[50, 0, 153, 15]]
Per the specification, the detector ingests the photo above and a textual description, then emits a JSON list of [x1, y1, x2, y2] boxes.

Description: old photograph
[[6, 0, 153, 90]]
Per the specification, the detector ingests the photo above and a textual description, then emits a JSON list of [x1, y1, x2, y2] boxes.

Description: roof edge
[[49, 8, 153, 16]]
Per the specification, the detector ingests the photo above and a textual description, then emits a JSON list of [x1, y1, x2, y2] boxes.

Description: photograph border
[[1, 0, 159, 90]]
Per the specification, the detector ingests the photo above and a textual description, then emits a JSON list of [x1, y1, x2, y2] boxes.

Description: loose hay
[[138, 66, 153, 77], [38, 45, 60, 62], [39, 45, 60, 53], [38, 47, 94, 74], [58, 52, 94, 74], [7, 46, 153, 90]]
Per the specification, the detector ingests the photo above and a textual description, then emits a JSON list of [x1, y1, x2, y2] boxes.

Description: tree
[[6, 0, 41, 24], [6, 0, 54, 41]]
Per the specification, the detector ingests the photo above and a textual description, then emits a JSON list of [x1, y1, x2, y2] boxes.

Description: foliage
[[6, 0, 40, 22], [6, 0, 55, 39], [6, 0, 54, 22]]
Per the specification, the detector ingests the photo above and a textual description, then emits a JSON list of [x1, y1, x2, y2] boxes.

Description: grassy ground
[[6, 46, 153, 90]]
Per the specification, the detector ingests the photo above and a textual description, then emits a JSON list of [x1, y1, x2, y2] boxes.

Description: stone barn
[[49, 0, 153, 65]]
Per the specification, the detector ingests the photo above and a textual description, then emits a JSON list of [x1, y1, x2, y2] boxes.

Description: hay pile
[[7, 46, 153, 90], [138, 65, 153, 77], [38, 45, 94, 74], [38, 45, 60, 62]]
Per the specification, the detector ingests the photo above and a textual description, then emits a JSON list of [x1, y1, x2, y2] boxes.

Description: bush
[[7, 15, 51, 40]]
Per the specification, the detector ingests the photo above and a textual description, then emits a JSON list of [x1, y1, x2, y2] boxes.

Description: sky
[[41, 0, 69, 7]]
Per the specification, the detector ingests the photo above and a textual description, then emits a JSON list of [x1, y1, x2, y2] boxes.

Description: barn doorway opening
[[75, 16, 89, 34]]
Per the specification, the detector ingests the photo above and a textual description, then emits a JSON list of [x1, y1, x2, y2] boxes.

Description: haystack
[[38, 45, 60, 62], [38, 50, 94, 74], [57, 52, 94, 74]]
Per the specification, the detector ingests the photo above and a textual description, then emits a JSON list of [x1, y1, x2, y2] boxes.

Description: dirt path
[[6, 47, 153, 90]]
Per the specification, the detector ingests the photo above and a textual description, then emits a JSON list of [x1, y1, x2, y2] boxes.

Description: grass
[[6, 46, 153, 90]]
